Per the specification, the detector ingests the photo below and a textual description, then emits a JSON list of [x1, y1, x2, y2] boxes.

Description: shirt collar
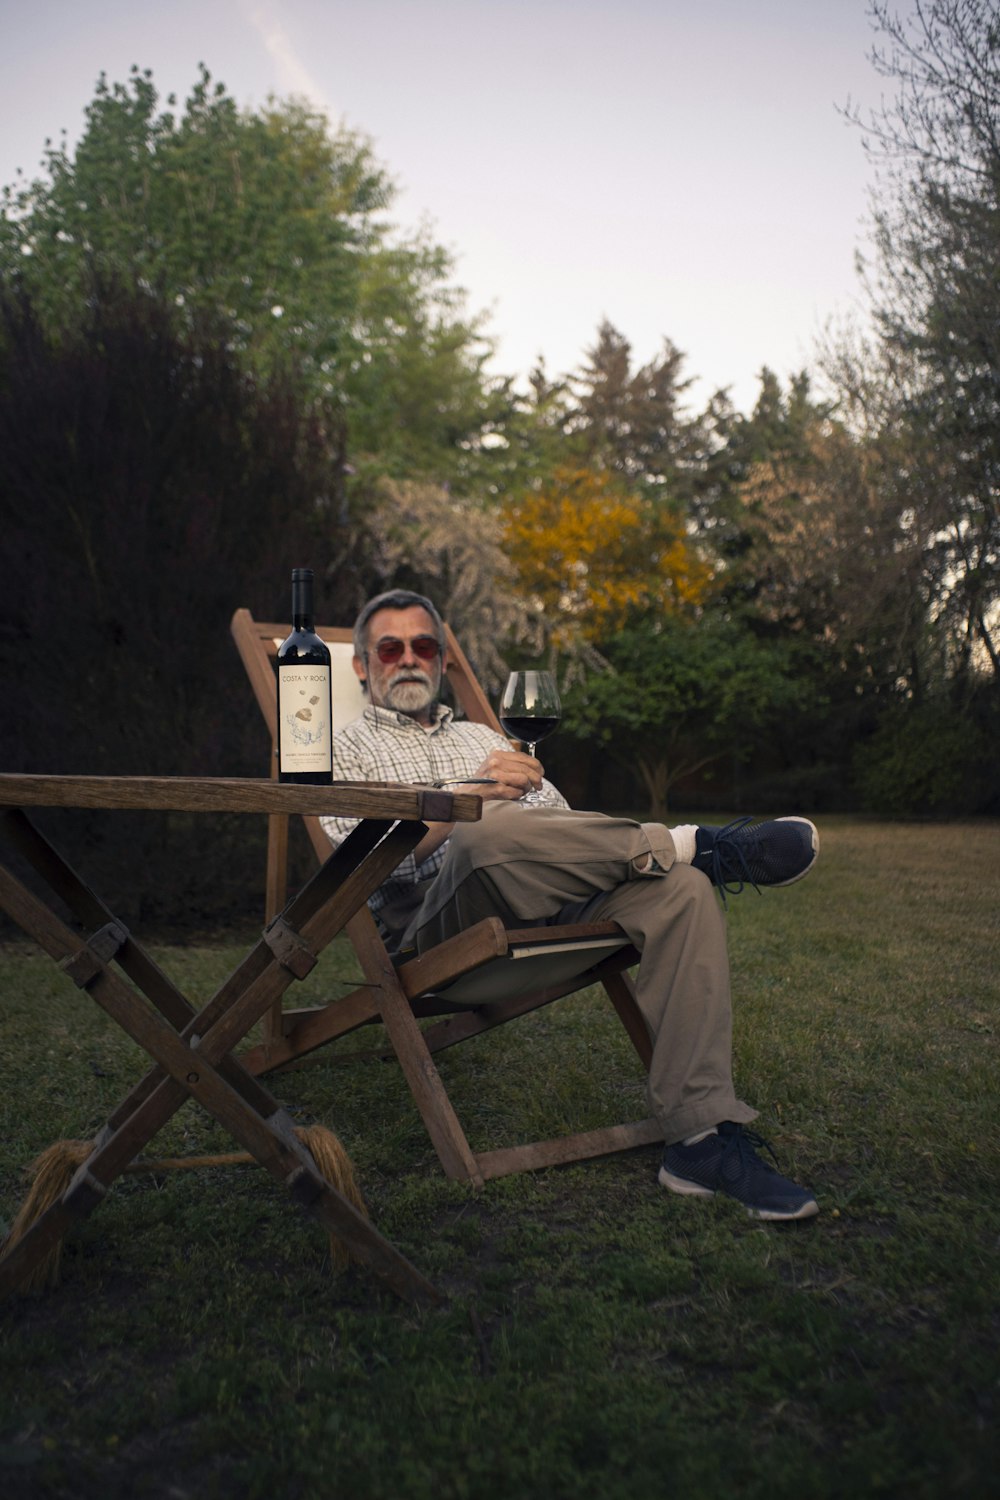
[[363, 702, 455, 732]]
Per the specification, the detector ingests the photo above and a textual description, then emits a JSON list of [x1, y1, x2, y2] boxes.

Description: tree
[[501, 465, 711, 658], [469, 359, 576, 502], [0, 277, 340, 920], [732, 413, 928, 690], [345, 228, 501, 487], [0, 70, 372, 371], [694, 368, 834, 575], [568, 320, 708, 499], [844, 0, 1000, 688], [0, 66, 497, 491], [561, 618, 814, 819]]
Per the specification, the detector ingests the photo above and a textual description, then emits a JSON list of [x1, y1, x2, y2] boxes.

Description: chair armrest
[[395, 918, 509, 1001]]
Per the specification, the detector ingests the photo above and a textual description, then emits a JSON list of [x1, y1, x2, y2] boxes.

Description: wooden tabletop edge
[[0, 774, 483, 820]]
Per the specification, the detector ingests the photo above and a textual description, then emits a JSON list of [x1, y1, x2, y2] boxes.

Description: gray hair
[[352, 589, 447, 659]]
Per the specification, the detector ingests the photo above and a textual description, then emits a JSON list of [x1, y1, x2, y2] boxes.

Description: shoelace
[[720, 1123, 781, 1175], [705, 815, 762, 902]]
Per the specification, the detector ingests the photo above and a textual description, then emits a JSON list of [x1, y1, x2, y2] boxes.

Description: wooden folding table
[[0, 774, 482, 1304]]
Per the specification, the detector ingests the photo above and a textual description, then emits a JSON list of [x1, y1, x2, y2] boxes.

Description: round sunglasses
[[372, 635, 442, 664]]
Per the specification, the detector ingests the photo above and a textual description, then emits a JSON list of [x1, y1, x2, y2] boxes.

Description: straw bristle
[[1, 1139, 94, 1292], [0, 1128, 368, 1291], [294, 1124, 368, 1272]]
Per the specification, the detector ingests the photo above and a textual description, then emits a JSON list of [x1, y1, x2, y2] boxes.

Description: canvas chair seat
[[397, 923, 633, 1008], [230, 607, 661, 1186]]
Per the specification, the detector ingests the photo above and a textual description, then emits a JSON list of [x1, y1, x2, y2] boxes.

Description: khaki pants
[[402, 802, 757, 1145]]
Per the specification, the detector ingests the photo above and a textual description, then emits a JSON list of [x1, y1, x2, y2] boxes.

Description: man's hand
[[472, 747, 544, 801]]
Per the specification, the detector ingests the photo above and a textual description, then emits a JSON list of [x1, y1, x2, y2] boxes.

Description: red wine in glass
[[499, 712, 561, 744]]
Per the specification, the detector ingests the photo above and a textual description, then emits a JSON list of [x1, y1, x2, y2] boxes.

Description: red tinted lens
[[374, 636, 441, 664], [375, 639, 405, 663]]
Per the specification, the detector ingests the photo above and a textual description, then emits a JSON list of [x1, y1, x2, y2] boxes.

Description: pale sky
[[0, 0, 883, 414]]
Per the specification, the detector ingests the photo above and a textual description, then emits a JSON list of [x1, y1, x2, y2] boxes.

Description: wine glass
[[499, 670, 562, 805]]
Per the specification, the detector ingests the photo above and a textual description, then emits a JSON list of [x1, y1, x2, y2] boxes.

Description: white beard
[[383, 673, 436, 715]]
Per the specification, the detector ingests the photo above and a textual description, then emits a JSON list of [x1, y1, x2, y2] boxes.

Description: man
[[321, 589, 820, 1221]]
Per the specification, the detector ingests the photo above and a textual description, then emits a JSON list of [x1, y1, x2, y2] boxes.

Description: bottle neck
[[291, 574, 315, 632]]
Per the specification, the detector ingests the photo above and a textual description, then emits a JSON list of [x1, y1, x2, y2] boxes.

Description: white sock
[[669, 824, 698, 864], [682, 1127, 718, 1146]]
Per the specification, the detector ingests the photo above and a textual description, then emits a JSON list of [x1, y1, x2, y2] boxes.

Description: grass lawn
[[1, 816, 998, 1499]]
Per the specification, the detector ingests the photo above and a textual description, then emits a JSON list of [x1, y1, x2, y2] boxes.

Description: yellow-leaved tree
[[502, 465, 710, 653]]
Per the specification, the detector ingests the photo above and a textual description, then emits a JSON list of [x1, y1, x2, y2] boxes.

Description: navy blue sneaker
[[659, 1123, 819, 1221], [694, 816, 819, 897]]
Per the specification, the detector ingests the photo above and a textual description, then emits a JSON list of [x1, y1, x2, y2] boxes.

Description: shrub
[[853, 692, 998, 816]]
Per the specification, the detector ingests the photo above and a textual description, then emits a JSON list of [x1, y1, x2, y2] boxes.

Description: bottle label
[[278, 665, 332, 773]]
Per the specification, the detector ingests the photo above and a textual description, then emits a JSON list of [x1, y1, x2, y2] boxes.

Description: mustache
[[388, 668, 433, 685]]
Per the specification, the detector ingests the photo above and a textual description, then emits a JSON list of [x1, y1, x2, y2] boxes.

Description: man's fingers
[[477, 749, 542, 781]]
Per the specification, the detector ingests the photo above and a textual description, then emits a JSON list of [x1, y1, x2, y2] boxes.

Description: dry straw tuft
[[295, 1123, 369, 1271], [1, 1138, 94, 1292], [1, 1123, 368, 1291]]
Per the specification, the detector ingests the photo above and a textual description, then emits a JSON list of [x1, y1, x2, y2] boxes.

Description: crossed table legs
[[0, 793, 458, 1306]]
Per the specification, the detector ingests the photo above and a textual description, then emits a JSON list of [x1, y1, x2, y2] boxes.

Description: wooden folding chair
[[230, 608, 663, 1188]]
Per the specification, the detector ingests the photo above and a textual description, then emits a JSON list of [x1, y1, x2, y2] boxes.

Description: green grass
[[1, 817, 998, 1500]]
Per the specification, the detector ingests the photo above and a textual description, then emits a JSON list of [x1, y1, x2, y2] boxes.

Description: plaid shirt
[[320, 702, 568, 916]]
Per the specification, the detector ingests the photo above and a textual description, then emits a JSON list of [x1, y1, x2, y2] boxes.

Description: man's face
[[356, 605, 445, 721]]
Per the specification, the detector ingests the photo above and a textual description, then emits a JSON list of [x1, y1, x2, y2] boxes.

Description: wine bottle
[[276, 568, 333, 784]]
